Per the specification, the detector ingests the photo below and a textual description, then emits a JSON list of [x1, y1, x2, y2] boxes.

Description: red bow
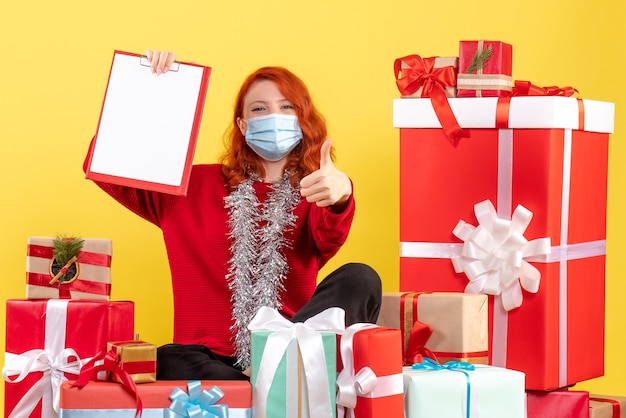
[[403, 320, 439, 366], [509, 80, 579, 97], [496, 80, 583, 130], [73, 350, 143, 417], [394, 54, 469, 147]]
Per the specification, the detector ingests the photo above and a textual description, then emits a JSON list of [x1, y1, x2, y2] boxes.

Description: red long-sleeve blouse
[[84, 146, 354, 357]]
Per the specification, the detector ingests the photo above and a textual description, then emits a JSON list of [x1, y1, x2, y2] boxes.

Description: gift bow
[[247, 306, 345, 418], [336, 323, 404, 418], [509, 80, 579, 97], [164, 381, 228, 418], [412, 357, 475, 372], [394, 54, 469, 147], [451, 200, 552, 311], [72, 350, 143, 417], [394, 55, 457, 97], [404, 320, 439, 366], [413, 358, 476, 418], [2, 348, 83, 418], [496, 80, 583, 130]]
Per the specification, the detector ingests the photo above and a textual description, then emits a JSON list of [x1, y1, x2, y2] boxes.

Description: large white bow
[[3, 348, 83, 418], [451, 200, 552, 311], [247, 306, 345, 418]]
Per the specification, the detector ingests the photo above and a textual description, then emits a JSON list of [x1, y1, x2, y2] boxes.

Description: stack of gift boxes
[[2, 237, 253, 417], [3, 238, 406, 418], [2, 40, 621, 418], [387, 39, 621, 417]]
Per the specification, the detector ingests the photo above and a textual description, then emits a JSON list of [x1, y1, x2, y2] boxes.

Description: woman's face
[[237, 79, 296, 134]]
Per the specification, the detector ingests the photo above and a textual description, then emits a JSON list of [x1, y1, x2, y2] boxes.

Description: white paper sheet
[[89, 52, 206, 187]]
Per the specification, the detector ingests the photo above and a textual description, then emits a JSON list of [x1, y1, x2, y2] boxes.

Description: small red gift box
[[336, 324, 404, 418], [526, 389, 590, 418], [590, 395, 626, 418], [457, 40, 513, 97], [394, 96, 614, 390], [26, 236, 112, 300], [107, 340, 157, 383], [2, 299, 134, 418], [59, 380, 251, 417]]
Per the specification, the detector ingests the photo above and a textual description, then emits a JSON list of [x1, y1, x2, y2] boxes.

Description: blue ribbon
[[163, 381, 229, 418], [412, 358, 475, 418]]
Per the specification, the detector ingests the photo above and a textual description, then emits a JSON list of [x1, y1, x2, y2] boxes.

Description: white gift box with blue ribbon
[[403, 359, 525, 418]]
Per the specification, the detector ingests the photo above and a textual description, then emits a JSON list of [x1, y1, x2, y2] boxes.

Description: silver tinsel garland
[[224, 173, 301, 368]]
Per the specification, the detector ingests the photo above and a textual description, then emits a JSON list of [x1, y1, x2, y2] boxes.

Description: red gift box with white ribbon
[[393, 95, 614, 390], [336, 324, 404, 418], [2, 299, 134, 418]]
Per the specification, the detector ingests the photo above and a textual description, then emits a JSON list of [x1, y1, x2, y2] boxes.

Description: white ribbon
[[247, 306, 345, 418], [450, 199, 552, 312], [336, 323, 403, 418], [2, 300, 85, 418]]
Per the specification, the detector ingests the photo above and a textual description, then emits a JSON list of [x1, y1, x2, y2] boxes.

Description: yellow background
[[1, 0, 624, 412]]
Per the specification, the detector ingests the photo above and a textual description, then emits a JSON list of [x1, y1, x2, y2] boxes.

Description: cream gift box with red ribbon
[[589, 394, 626, 418], [394, 96, 614, 390], [376, 292, 488, 365], [2, 299, 134, 418], [248, 306, 344, 418], [26, 237, 113, 300]]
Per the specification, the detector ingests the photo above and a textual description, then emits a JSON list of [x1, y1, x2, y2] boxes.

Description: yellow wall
[[1, 0, 624, 412]]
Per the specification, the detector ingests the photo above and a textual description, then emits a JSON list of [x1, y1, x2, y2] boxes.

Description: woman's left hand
[[300, 139, 352, 209], [145, 49, 176, 75]]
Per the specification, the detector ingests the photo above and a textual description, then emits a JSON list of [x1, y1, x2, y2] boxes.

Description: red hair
[[219, 67, 331, 189]]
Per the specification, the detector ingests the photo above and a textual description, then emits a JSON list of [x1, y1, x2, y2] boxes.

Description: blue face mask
[[244, 114, 303, 161]]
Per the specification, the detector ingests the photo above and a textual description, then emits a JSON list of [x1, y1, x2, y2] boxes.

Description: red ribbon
[[73, 351, 143, 417], [394, 54, 469, 146], [28, 244, 112, 267], [496, 80, 584, 130], [433, 351, 489, 361], [590, 397, 621, 418], [114, 360, 156, 375], [26, 272, 111, 297], [509, 80, 579, 97], [404, 320, 439, 365]]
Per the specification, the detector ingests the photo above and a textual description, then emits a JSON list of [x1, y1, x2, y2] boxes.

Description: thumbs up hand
[[300, 139, 352, 209]]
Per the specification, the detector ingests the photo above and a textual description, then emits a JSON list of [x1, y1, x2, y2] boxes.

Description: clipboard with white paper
[[85, 50, 211, 195]]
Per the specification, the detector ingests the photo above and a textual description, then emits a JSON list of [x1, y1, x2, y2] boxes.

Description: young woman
[[85, 50, 382, 380]]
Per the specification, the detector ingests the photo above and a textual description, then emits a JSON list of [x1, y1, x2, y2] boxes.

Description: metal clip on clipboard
[[139, 55, 181, 72]]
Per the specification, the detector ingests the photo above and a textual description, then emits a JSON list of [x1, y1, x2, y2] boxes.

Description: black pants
[[157, 262, 382, 380]]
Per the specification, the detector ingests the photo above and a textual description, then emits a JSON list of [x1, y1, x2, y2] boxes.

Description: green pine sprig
[[466, 45, 494, 74], [52, 235, 84, 266]]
